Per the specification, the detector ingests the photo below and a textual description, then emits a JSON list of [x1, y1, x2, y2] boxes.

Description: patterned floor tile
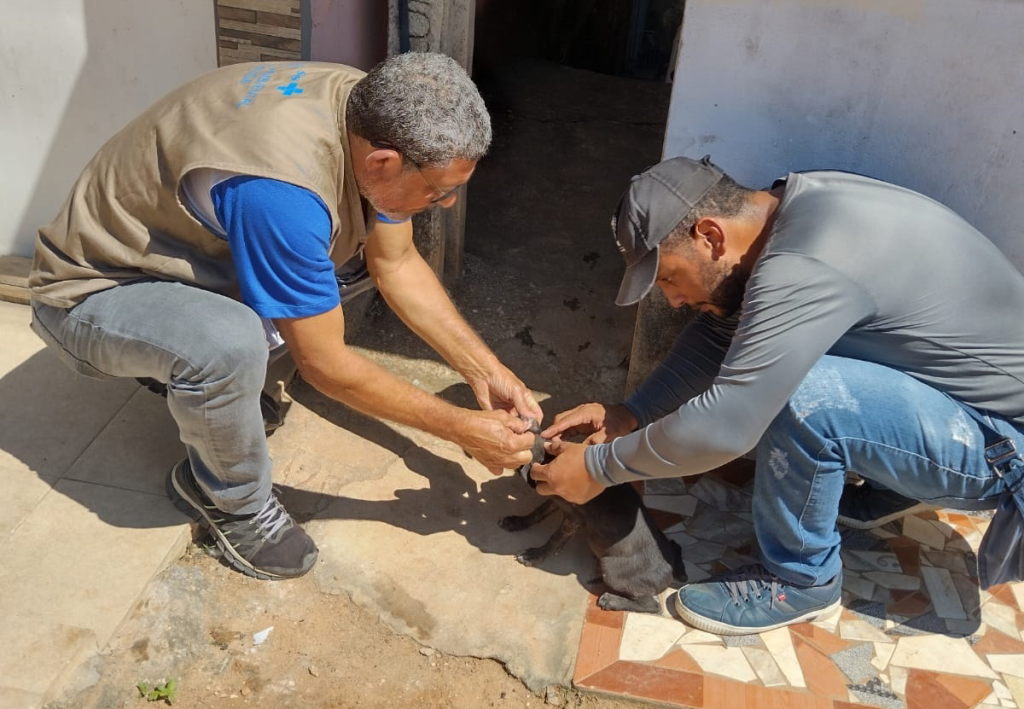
[[832, 643, 879, 686], [844, 551, 904, 573], [921, 549, 970, 576], [904, 669, 993, 709], [901, 516, 947, 550], [577, 662, 704, 707], [890, 666, 910, 696], [867, 572, 922, 592], [1003, 675, 1024, 707], [647, 509, 686, 531], [1010, 584, 1024, 612], [680, 645, 758, 683], [919, 565, 968, 620], [840, 620, 892, 643], [975, 628, 1024, 654], [761, 627, 808, 688], [889, 635, 996, 678], [654, 648, 703, 673], [687, 475, 752, 513], [643, 493, 698, 517], [888, 539, 922, 576], [572, 599, 624, 683], [791, 623, 854, 655], [847, 676, 903, 709], [573, 476, 1015, 709], [992, 679, 1015, 704], [619, 613, 685, 662], [741, 645, 788, 687], [844, 573, 880, 601], [988, 654, 1024, 679], [813, 614, 845, 636], [872, 642, 897, 670], [794, 635, 854, 700], [989, 584, 1022, 612], [983, 601, 1023, 639], [887, 591, 932, 618]]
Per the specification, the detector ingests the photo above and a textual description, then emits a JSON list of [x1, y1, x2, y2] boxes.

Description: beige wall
[[1, 0, 217, 258], [664, 0, 1024, 269]]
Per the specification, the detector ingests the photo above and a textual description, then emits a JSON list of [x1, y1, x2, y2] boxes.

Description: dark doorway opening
[[451, 0, 679, 408]]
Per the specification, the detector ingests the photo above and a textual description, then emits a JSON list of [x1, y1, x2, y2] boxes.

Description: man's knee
[[172, 307, 269, 386], [761, 358, 863, 453]]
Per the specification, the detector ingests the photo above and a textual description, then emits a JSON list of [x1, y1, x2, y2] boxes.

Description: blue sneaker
[[674, 564, 842, 635]]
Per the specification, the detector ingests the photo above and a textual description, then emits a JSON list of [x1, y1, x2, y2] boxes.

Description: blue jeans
[[755, 355, 1020, 586], [31, 281, 274, 514]]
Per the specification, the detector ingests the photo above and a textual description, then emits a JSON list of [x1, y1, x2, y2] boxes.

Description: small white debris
[[307, 665, 319, 678], [252, 626, 274, 645], [545, 686, 567, 706], [418, 646, 436, 657]]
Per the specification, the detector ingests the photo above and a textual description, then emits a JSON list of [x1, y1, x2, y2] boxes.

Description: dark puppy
[[499, 426, 685, 613]]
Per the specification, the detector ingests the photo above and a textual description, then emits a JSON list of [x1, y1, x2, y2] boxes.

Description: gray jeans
[[31, 280, 276, 514]]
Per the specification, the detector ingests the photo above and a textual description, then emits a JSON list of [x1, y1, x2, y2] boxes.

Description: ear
[[693, 217, 727, 260], [364, 147, 404, 180]]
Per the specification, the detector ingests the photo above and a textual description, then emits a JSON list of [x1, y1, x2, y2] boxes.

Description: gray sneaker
[[168, 459, 318, 580], [837, 483, 934, 529], [674, 564, 842, 635]]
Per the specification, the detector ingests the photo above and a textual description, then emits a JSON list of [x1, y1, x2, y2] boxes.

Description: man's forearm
[[625, 311, 737, 427], [276, 306, 466, 440], [303, 342, 467, 440], [374, 251, 499, 380]]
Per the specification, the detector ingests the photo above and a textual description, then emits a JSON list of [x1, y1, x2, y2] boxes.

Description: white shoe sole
[[674, 595, 842, 636]]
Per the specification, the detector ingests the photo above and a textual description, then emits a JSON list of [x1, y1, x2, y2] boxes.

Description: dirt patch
[[50, 546, 641, 709]]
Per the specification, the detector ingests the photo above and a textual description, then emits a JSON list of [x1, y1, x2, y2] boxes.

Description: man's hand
[[541, 402, 638, 442], [466, 361, 544, 422], [453, 409, 535, 475], [530, 438, 605, 504]]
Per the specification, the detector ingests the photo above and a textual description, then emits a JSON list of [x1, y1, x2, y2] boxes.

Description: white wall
[[0, 0, 217, 258], [664, 0, 1024, 268]]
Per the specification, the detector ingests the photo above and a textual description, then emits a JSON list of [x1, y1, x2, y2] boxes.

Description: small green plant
[[136, 679, 177, 705]]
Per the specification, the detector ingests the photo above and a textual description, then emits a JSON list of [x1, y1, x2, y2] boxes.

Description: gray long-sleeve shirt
[[586, 170, 1024, 485]]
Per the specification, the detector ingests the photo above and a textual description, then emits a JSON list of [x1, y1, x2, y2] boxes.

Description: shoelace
[[721, 565, 784, 608], [251, 494, 291, 538]]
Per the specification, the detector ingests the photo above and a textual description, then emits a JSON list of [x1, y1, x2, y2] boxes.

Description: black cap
[[611, 155, 724, 306]]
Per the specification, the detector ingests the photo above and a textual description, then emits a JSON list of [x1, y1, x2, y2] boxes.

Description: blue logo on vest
[[276, 70, 307, 97]]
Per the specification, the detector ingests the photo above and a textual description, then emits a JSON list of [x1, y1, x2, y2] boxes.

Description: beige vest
[[30, 61, 368, 308]]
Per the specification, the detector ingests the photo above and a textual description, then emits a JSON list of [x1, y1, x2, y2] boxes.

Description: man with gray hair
[[29, 52, 542, 581]]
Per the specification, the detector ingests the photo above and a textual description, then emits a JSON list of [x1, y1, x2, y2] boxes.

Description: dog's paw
[[514, 547, 548, 566], [498, 515, 530, 532], [597, 592, 661, 614]]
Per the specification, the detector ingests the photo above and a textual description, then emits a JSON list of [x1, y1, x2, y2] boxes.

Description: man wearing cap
[[28, 53, 542, 582], [533, 156, 1024, 635]]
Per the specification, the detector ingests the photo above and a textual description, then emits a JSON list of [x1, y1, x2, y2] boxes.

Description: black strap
[[959, 404, 1022, 478]]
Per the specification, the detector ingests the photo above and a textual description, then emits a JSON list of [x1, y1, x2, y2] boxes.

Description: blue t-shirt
[[211, 176, 340, 319]]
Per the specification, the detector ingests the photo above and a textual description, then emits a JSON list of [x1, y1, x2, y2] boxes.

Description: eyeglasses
[[371, 141, 459, 204], [414, 164, 459, 204]]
